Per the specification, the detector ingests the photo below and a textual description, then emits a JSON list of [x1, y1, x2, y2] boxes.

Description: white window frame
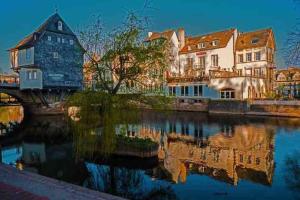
[[194, 85, 203, 96], [27, 71, 32, 80], [246, 53, 252, 62], [70, 39, 74, 45], [53, 52, 59, 59], [198, 56, 206, 69], [255, 51, 261, 61], [220, 90, 235, 99], [32, 70, 37, 80], [62, 38, 65, 43], [238, 54, 243, 63], [47, 36, 52, 41], [57, 37, 61, 43], [212, 40, 219, 46], [58, 21, 63, 31], [211, 54, 218, 67], [198, 43, 205, 49]]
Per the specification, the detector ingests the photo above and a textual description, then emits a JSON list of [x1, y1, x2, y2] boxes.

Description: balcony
[[209, 70, 267, 79], [167, 75, 209, 83], [184, 64, 205, 71]]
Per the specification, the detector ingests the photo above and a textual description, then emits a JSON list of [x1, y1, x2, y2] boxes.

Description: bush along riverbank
[[115, 135, 159, 158]]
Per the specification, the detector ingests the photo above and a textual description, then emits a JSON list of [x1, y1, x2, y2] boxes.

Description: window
[[211, 55, 218, 67], [25, 48, 31, 60], [255, 51, 261, 61], [254, 68, 261, 76], [237, 69, 242, 76], [240, 154, 243, 163], [53, 52, 59, 59], [186, 57, 194, 66], [26, 70, 37, 80], [57, 37, 61, 43], [181, 86, 188, 96], [198, 43, 205, 49], [27, 71, 32, 80], [181, 86, 185, 96], [251, 38, 259, 44], [212, 40, 219, 46], [246, 53, 252, 62], [247, 155, 252, 164], [62, 38, 65, 43], [185, 86, 189, 96], [238, 54, 244, 63], [169, 86, 176, 96], [47, 36, 52, 41], [220, 90, 235, 99], [32, 70, 37, 80], [70, 39, 74, 45], [58, 21, 63, 31], [187, 46, 191, 51], [194, 85, 203, 96], [256, 157, 260, 165], [198, 57, 206, 69]]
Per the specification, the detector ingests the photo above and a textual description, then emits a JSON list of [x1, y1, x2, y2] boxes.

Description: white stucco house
[[146, 27, 276, 100]]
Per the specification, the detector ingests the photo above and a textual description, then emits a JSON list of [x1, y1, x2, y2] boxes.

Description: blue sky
[[0, 0, 299, 72]]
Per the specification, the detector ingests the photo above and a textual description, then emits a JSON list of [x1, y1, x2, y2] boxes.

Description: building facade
[[274, 67, 300, 98], [145, 28, 276, 100], [9, 13, 84, 90]]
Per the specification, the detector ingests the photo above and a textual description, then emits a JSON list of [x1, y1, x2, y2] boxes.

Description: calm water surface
[[0, 106, 300, 200]]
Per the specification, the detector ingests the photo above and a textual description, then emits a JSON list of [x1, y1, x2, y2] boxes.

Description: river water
[[0, 106, 300, 200]]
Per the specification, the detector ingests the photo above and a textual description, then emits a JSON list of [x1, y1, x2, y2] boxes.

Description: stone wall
[[249, 102, 300, 117], [208, 100, 248, 114]]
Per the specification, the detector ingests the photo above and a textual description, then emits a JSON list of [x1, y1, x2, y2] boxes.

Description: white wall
[[235, 47, 268, 75], [179, 34, 235, 76], [209, 77, 267, 99]]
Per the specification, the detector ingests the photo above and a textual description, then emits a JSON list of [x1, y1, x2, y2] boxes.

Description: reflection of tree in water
[[285, 151, 300, 198], [85, 163, 178, 200]]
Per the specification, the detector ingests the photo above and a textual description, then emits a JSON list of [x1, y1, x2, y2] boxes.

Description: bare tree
[[79, 13, 170, 95], [285, 0, 300, 66]]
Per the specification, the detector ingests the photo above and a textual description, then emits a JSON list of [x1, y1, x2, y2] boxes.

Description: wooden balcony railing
[[167, 76, 209, 83]]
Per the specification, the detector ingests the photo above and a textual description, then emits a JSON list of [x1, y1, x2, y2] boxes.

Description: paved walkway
[[0, 164, 125, 200]]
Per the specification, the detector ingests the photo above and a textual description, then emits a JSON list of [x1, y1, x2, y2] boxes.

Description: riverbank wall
[[170, 99, 300, 118], [0, 164, 125, 200]]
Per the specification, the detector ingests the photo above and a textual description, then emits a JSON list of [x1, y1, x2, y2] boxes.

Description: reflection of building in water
[[0, 106, 24, 135], [118, 122, 274, 186]]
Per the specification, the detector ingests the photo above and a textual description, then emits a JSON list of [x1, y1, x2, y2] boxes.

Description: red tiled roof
[[145, 30, 175, 42], [236, 28, 273, 51], [179, 29, 235, 54]]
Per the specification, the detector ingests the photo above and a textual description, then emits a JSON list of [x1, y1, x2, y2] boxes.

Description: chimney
[[148, 32, 153, 38], [178, 28, 185, 50]]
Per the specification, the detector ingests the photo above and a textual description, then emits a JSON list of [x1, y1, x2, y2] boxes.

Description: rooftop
[[179, 28, 235, 54], [236, 28, 274, 51]]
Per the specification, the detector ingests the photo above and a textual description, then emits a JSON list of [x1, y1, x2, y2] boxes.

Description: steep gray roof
[[10, 13, 80, 51]]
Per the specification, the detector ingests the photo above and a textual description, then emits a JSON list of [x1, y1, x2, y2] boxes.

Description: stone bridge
[[0, 83, 70, 115]]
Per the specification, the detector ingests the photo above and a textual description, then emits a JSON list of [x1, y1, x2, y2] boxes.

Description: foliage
[[285, 1, 300, 65], [79, 13, 170, 94], [116, 135, 158, 151]]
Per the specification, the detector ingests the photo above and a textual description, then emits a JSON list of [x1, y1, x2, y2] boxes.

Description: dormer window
[[198, 43, 205, 49], [58, 21, 63, 31], [212, 40, 219, 47], [251, 38, 259, 44], [187, 46, 191, 51]]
